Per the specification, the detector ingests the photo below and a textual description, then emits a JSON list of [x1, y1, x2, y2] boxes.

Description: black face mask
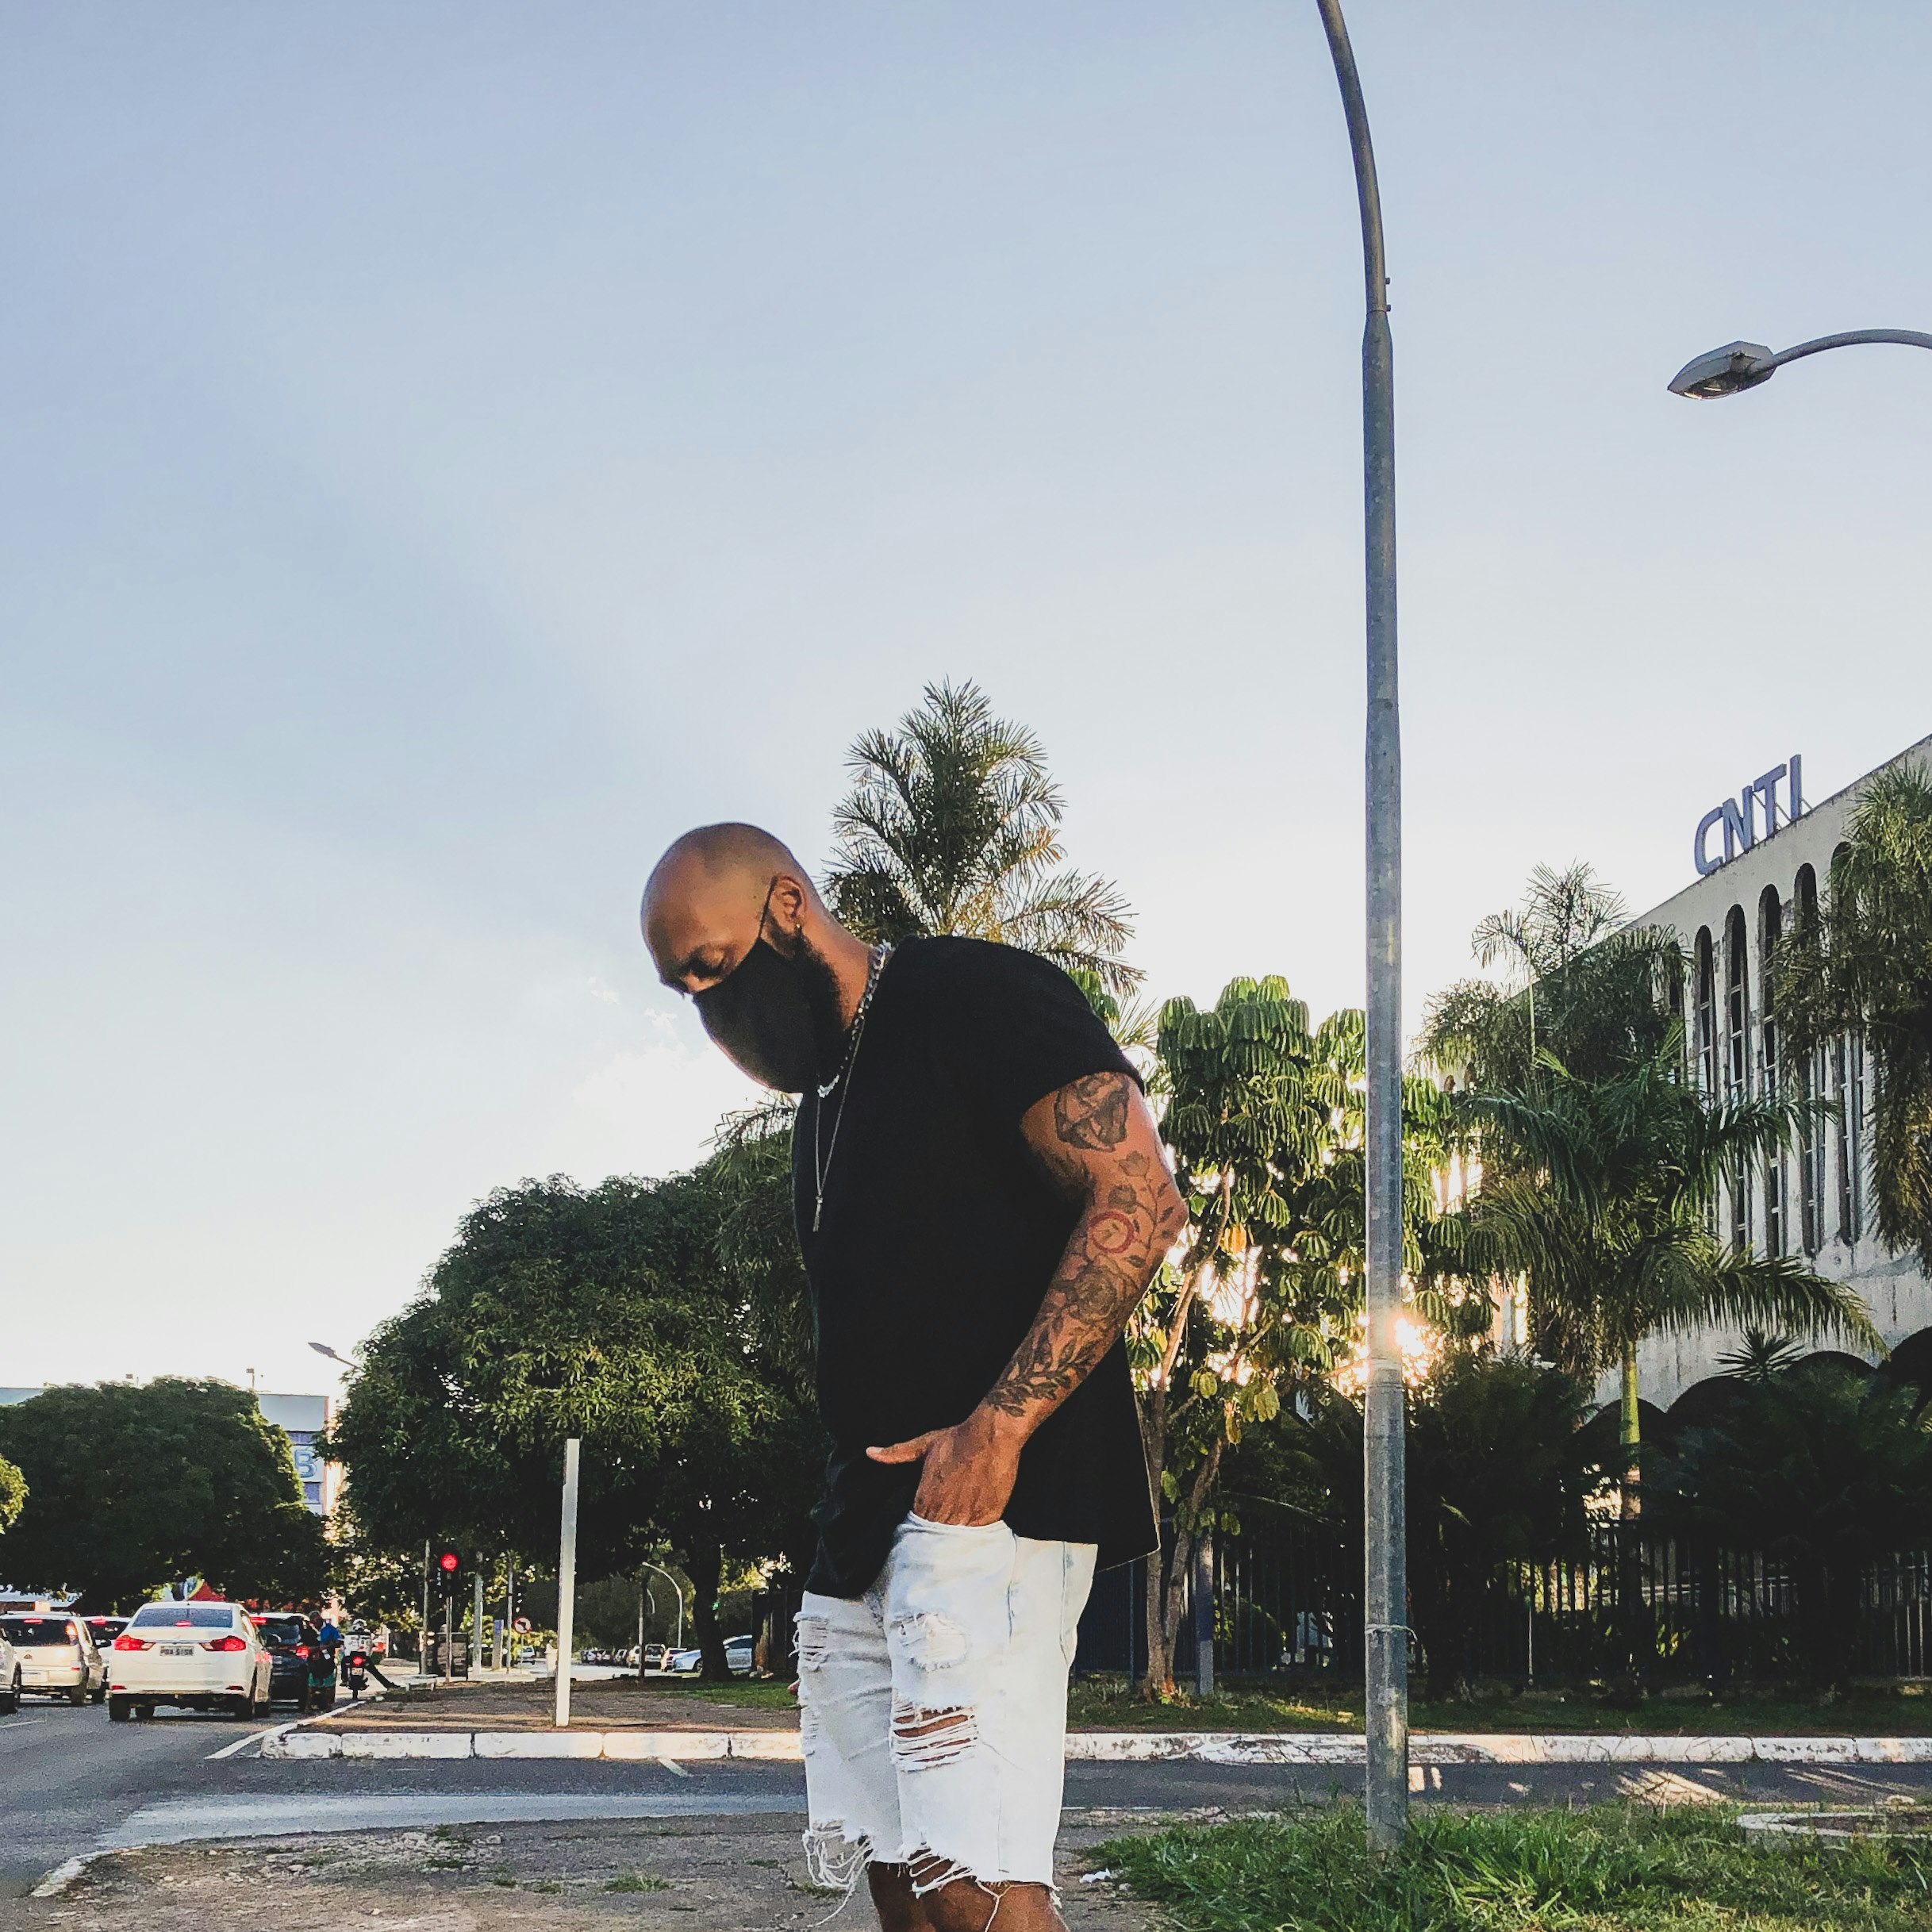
[[693, 882, 848, 1093]]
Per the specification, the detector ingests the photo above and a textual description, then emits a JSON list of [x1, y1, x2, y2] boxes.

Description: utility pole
[[420, 1540, 431, 1677], [474, 1567, 486, 1677], [1314, 0, 1408, 1852], [554, 1438, 581, 1729]]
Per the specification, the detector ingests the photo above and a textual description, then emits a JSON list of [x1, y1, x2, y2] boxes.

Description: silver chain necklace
[[811, 943, 891, 1231]]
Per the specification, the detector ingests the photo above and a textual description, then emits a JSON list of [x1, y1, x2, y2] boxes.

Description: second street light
[[1668, 328, 1932, 399], [1313, 0, 1409, 1853]]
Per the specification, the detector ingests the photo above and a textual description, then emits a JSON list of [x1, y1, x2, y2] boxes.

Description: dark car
[[250, 1615, 338, 1713]]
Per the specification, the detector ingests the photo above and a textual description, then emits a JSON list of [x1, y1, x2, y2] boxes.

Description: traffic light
[[437, 1550, 460, 1577]]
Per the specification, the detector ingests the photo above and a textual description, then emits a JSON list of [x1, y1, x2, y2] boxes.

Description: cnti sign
[[1693, 755, 1804, 876]]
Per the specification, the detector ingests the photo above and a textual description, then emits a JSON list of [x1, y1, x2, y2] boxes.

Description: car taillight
[[294, 1645, 310, 1658], [113, 1635, 152, 1651], [202, 1634, 248, 1652]]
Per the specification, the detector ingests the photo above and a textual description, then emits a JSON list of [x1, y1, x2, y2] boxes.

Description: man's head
[[642, 823, 867, 1092]]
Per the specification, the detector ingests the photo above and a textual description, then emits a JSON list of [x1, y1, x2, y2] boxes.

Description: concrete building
[[257, 1392, 339, 1516], [1617, 730, 1932, 1411]]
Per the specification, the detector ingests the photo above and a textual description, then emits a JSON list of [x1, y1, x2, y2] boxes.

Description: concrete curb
[[258, 1728, 1932, 1765]]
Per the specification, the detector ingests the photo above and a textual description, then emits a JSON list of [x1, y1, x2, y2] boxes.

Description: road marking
[[206, 1723, 293, 1761], [0, 1718, 48, 1730], [106, 1788, 804, 1846]]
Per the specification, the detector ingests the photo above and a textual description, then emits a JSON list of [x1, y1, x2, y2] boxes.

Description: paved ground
[[17, 1695, 1932, 1926]]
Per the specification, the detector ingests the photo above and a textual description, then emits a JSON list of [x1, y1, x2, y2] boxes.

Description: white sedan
[[106, 1601, 274, 1721]]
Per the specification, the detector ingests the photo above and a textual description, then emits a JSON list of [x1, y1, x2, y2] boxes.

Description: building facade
[[1615, 730, 1932, 1411]]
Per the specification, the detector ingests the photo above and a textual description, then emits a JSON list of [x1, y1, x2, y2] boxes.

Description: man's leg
[[881, 1520, 1097, 1920], [797, 1593, 901, 1919], [868, 1863, 1064, 1932]]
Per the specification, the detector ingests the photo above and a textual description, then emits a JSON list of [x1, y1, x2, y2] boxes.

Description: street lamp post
[[1668, 330, 1932, 399], [1313, 0, 1408, 1853], [640, 1561, 685, 1656]]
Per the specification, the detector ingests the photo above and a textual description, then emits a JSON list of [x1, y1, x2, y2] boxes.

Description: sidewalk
[[15, 1810, 1163, 1930], [273, 1673, 1932, 1766]]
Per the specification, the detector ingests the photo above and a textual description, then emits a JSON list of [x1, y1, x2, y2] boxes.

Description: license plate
[[160, 1644, 194, 1657]]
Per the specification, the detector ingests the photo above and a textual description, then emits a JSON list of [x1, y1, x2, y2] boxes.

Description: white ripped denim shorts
[[796, 1513, 1098, 1898]]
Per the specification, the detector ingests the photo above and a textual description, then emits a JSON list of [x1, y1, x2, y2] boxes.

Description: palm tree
[[1773, 760, 1932, 1269], [823, 679, 1141, 994], [1423, 862, 1681, 1092], [1465, 1039, 1882, 1519]]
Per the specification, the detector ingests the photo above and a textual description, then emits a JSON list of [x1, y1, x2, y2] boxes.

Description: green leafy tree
[[1137, 978, 1473, 1696], [0, 1450, 25, 1539], [822, 678, 1141, 994], [331, 1169, 825, 1681], [0, 1381, 325, 1609], [1652, 1355, 1932, 1686], [1464, 1042, 1881, 1519], [1256, 1350, 1594, 1700], [1774, 761, 1932, 1268]]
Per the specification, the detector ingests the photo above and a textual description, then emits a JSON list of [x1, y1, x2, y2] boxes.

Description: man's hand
[[866, 1408, 1025, 1526]]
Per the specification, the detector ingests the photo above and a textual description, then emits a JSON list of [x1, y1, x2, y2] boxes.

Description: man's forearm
[[980, 1078, 1188, 1438]]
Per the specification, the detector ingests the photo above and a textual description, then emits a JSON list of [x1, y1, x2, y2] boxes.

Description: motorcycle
[[344, 1645, 370, 1700]]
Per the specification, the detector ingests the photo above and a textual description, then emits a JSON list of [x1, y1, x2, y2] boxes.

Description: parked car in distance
[[668, 1635, 754, 1676], [641, 1642, 671, 1671], [0, 1627, 18, 1713], [250, 1614, 339, 1712], [0, 1613, 106, 1705], [107, 1601, 273, 1721]]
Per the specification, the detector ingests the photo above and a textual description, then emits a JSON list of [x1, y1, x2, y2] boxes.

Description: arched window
[[1827, 847, 1865, 1243], [1759, 885, 1784, 1256], [1793, 866, 1823, 1254], [1695, 928, 1717, 1099], [1725, 906, 1751, 1249]]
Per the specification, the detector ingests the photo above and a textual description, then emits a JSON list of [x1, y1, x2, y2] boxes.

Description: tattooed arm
[[867, 1071, 1189, 1525]]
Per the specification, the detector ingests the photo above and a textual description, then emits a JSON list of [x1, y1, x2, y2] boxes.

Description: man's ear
[[767, 872, 811, 942]]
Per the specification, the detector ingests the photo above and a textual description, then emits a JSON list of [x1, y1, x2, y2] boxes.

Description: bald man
[[643, 825, 1185, 1932]]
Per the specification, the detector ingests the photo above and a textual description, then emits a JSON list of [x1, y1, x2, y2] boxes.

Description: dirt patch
[[7, 1811, 1180, 1930]]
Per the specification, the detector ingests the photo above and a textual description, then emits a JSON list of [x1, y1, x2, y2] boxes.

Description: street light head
[[1668, 340, 1776, 400]]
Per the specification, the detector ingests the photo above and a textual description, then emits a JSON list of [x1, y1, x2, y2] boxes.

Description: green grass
[[651, 1677, 797, 1711], [1097, 1804, 1932, 1931], [1067, 1676, 1932, 1736], [605, 1872, 670, 1893]]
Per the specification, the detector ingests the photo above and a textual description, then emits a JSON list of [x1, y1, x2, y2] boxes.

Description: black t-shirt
[[794, 935, 1159, 1597]]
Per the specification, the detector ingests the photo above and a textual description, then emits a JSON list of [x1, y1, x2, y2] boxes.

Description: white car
[[0, 1627, 18, 1712], [106, 1601, 273, 1721], [669, 1634, 754, 1676], [0, 1612, 106, 1705]]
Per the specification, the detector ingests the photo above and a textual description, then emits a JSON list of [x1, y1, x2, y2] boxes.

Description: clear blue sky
[[5, 2, 1928, 1396]]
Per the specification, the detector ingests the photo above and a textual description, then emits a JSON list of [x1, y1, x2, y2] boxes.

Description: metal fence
[[1072, 1527, 1932, 1687]]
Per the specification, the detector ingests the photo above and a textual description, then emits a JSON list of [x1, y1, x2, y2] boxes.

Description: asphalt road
[[12, 1700, 1932, 1900]]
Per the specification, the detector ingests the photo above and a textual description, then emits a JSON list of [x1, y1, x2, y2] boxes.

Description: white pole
[[554, 1438, 580, 1729], [474, 1568, 486, 1677]]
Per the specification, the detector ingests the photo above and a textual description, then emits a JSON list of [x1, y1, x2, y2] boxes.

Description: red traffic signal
[[437, 1550, 460, 1575]]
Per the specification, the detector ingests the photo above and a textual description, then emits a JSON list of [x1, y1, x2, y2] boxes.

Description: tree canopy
[[1422, 862, 1681, 1094], [329, 1161, 825, 1677], [822, 679, 1141, 994], [1129, 974, 1475, 1694], [0, 1449, 25, 1541], [0, 1380, 325, 1610]]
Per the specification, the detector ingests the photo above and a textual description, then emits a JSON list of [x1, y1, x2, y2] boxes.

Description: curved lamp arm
[[640, 1561, 685, 1650], [1669, 329, 1932, 399]]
